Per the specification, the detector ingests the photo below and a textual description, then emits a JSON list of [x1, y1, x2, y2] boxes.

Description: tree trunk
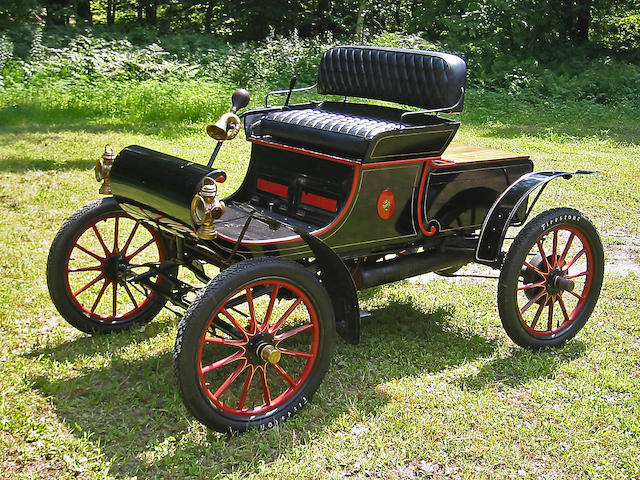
[[137, 2, 143, 23], [76, 0, 92, 25], [204, 0, 214, 33], [316, 0, 329, 16], [106, 0, 116, 25], [46, 0, 68, 25], [355, 0, 366, 40], [144, 2, 156, 26], [574, 0, 590, 43]]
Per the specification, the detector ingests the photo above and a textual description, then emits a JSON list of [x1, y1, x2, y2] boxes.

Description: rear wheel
[[47, 198, 174, 334], [498, 208, 604, 348], [174, 257, 335, 433]]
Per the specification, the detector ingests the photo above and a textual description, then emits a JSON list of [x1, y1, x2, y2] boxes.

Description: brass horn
[[206, 88, 250, 141], [207, 112, 241, 140]]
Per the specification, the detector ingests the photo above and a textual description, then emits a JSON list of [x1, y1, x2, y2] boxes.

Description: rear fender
[[475, 170, 596, 263]]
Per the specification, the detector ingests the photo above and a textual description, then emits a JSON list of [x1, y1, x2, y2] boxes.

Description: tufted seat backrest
[[317, 46, 467, 113]]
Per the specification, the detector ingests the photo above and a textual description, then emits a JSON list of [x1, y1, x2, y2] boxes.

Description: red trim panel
[[363, 156, 449, 168], [216, 166, 361, 246], [301, 192, 338, 212], [257, 178, 289, 197]]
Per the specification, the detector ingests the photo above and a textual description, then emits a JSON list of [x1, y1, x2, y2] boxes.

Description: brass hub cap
[[245, 332, 280, 365]]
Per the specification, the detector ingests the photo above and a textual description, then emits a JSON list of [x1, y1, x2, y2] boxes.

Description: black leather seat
[[252, 46, 467, 159], [261, 108, 403, 157]]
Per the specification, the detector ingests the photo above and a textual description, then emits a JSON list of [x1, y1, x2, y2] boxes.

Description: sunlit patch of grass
[[1, 80, 639, 478]]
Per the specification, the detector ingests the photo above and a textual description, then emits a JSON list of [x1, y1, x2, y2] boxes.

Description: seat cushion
[[261, 108, 403, 157], [317, 46, 467, 112]]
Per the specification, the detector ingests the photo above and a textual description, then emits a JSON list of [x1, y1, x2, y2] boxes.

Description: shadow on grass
[[456, 340, 586, 391], [0, 157, 95, 173], [25, 296, 579, 477]]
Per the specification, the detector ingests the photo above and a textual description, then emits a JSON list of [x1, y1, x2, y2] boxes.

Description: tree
[[76, 0, 92, 24]]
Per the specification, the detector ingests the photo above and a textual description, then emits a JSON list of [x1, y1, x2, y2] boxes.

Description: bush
[[1, 27, 638, 110]]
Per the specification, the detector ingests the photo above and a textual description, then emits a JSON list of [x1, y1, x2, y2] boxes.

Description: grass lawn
[[0, 84, 639, 479]]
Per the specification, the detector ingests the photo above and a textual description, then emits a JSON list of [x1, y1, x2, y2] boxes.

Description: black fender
[[475, 170, 596, 263], [293, 228, 360, 345]]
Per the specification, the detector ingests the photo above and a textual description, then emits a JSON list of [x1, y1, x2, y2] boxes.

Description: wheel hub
[[546, 268, 575, 295], [103, 253, 126, 282], [245, 332, 280, 365]]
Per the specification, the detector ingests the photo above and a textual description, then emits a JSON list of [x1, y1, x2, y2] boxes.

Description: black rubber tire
[[498, 208, 604, 348], [174, 257, 336, 433], [47, 197, 174, 334]]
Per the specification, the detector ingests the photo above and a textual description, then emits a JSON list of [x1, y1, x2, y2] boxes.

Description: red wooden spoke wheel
[[498, 208, 604, 348], [175, 257, 335, 433], [48, 198, 174, 334]]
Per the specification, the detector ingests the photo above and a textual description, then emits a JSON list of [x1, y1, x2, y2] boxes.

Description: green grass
[[1, 79, 639, 479]]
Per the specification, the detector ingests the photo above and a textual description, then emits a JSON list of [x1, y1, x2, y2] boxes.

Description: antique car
[[47, 46, 604, 433]]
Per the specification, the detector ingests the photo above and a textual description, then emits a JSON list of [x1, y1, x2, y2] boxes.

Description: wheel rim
[[516, 225, 595, 337], [197, 279, 320, 417], [64, 213, 166, 322]]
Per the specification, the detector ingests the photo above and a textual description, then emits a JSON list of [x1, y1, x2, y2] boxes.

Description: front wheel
[[47, 198, 174, 334], [174, 257, 336, 433], [497, 208, 604, 348]]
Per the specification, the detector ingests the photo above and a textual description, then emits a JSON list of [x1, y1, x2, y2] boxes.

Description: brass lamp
[[95, 145, 116, 195], [191, 177, 226, 239]]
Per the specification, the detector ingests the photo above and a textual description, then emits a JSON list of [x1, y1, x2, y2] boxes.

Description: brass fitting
[[207, 112, 241, 141], [259, 344, 281, 365], [95, 145, 116, 195], [191, 176, 225, 239]]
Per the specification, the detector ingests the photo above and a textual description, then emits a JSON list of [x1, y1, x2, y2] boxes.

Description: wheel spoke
[[520, 289, 546, 315], [73, 272, 106, 297], [204, 336, 245, 347], [74, 244, 105, 262], [212, 361, 246, 399], [523, 261, 547, 278], [113, 216, 119, 252], [537, 239, 551, 271], [547, 297, 554, 331], [112, 282, 118, 317], [260, 285, 280, 331], [558, 296, 571, 324], [569, 289, 584, 301], [125, 239, 155, 261], [122, 282, 139, 309], [202, 350, 244, 374], [272, 363, 295, 386], [563, 248, 586, 272], [237, 366, 255, 410], [92, 225, 110, 255], [566, 271, 588, 279], [221, 308, 249, 339], [246, 287, 256, 333], [68, 265, 102, 273], [530, 295, 547, 330], [552, 230, 558, 267], [558, 232, 576, 267], [278, 347, 313, 358], [269, 298, 303, 334], [259, 366, 271, 405], [274, 323, 313, 342], [120, 221, 140, 257], [518, 279, 547, 291], [91, 279, 110, 313]]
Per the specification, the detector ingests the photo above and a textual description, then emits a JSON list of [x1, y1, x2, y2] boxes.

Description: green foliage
[[1, 28, 638, 109]]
